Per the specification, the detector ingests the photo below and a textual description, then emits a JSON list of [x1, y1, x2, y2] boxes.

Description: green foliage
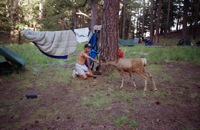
[[41, 0, 91, 30], [0, 0, 10, 30]]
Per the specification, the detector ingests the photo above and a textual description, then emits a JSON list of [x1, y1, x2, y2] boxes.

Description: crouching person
[[72, 43, 99, 80]]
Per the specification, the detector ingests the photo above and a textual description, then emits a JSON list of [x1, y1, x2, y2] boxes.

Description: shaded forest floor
[[0, 61, 200, 130]]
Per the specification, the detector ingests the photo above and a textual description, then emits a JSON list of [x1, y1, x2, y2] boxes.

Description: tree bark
[[100, 0, 120, 71], [155, 0, 162, 44], [176, 18, 179, 31], [39, 1, 43, 20], [142, 0, 146, 37], [182, 0, 189, 40], [91, 0, 96, 32], [165, 0, 170, 37], [122, 0, 126, 39], [128, 15, 132, 38], [150, 0, 154, 42], [119, 9, 123, 38], [193, 0, 199, 40], [136, 15, 139, 37], [8, 0, 15, 44], [73, 8, 77, 29], [18, 29, 21, 44]]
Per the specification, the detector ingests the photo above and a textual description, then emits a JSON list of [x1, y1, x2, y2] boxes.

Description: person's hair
[[84, 43, 91, 48]]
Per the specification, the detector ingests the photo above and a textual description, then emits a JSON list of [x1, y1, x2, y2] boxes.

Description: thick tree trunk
[[182, 0, 189, 40], [193, 0, 199, 40], [142, 0, 146, 37], [165, 0, 170, 37], [155, 0, 162, 44], [100, 0, 120, 71], [150, 0, 154, 42], [91, 0, 96, 32], [122, 0, 126, 39], [119, 10, 123, 38]]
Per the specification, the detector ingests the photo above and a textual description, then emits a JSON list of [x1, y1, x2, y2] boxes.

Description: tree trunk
[[132, 19, 136, 38], [39, 1, 43, 20], [18, 29, 22, 44], [176, 18, 179, 31], [165, 0, 170, 37], [193, 0, 199, 40], [91, 0, 96, 32], [155, 0, 162, 44], [119, 10, 123, 38], [182, 0, 189, 40], [150, 0, 154, 42], [73, 8, 77, 29], [61, 17, 67, 30], [100, 0, 120, 71], [8, 0, 15, 44], [136, 16, 139, 37], [142, 0, 146, 37], [122, 0, 126, 39], [128, 15, 132, 38]]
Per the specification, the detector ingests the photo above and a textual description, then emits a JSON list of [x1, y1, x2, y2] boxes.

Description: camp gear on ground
[[0, 46, 25, 75], [119, 38, 139, 46]]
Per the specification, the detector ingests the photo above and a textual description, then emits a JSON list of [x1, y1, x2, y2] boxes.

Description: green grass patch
[[114, 116, 127, 126], [114, 116, 137, 127], [129, 119, 137, 128], [82, 92, 112, 109], [159, 38, 180, 46], [112, 92, 134, 103]]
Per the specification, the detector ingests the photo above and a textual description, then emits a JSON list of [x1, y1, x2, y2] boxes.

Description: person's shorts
[[74, 63, 90, 75]]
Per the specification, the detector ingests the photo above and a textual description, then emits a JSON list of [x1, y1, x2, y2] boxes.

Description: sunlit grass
[[120, 44, 200, 63], [2, 39, 200, 67]]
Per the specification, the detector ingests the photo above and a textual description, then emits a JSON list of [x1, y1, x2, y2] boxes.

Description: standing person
[[72, 43, 99, 80]]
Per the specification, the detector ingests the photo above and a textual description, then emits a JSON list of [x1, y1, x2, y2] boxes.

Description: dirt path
[[0, 61, 200, 130]]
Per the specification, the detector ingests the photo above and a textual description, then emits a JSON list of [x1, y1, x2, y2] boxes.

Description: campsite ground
[[0, 42, 200, 130]]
